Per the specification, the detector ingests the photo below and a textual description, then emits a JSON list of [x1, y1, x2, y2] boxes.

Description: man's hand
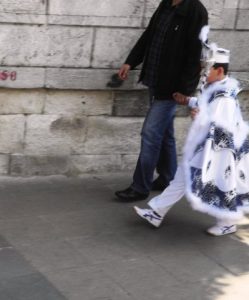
[[118, 64, 131, 80], [190, 108, 199, 120], [173, 92, 190, 105]]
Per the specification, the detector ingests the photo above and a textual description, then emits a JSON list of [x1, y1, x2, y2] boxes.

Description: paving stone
[[0, 247, 35, 280], [0, 235, 11, 248], [45, 266, 133, 300], [0, 273, 67, 300], [192, 232, 249, 276], [0, 216, 62, 244], [15, 239, 86, 273]]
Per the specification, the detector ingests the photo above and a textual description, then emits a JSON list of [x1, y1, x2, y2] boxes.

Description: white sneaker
[[134, 206, 163, 228], [206, 224, 237, 236]]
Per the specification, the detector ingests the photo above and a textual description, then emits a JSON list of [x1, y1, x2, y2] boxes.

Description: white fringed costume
[[148, 76, 249, 222]]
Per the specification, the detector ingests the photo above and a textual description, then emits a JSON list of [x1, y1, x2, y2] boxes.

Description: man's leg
[[131, 99, 177, 195], [154, 115, 177, 190], [134, 165, 185, 227]]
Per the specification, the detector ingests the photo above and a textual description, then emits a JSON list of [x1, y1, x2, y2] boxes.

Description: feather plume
[[199, 25, 210, 43]]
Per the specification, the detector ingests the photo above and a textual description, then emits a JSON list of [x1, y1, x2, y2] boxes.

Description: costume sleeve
[[179, 4, 208, 95], [188, 97, 198, 108], [210, 96, 237, 125]]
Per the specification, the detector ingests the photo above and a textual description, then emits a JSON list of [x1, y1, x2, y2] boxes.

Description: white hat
[[199, 26, 230, 65], [213, 48, 230, 64]]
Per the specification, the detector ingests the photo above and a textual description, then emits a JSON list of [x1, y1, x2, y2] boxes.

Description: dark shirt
[[142, 2, 177, 88]]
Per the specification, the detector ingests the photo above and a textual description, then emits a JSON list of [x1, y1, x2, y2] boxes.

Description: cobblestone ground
[[0, 173, 248, 300]]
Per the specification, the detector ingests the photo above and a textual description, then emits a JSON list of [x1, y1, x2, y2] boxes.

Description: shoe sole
[[134, 206, 160, 228], [205, 229, 237, 236], [115, 192, 148, 201]]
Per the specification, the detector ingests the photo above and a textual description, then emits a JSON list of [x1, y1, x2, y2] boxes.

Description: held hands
[[118, 64, 131, 80], [172, 92, 190, 105], [190, 108, 199, 120]]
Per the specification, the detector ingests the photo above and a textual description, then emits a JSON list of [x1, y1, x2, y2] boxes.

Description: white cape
[[184, 77, 249, 220]]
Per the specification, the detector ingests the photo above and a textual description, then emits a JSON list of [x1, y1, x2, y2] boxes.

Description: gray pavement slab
[[0, 173, 249, 300]]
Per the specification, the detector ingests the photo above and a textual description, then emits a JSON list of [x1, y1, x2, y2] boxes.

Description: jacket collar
[[173, 0, 189, 17]]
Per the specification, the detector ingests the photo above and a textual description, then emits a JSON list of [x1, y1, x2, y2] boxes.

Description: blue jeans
[[131, 91, 177, 194]]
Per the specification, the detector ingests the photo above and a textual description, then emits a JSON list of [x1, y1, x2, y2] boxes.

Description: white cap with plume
[[199, 25, 230, 64]]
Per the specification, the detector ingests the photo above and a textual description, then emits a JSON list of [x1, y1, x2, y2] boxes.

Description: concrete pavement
[[0, 173, 248, 300]]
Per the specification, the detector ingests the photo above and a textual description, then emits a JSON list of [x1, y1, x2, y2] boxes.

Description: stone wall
[[0, 0, 248, 176]]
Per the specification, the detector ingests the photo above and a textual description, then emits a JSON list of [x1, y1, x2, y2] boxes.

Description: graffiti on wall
[[0, 71, 17, 81]]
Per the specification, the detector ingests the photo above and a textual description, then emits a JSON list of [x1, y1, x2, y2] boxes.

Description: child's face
[[206, 67, 223, 83]]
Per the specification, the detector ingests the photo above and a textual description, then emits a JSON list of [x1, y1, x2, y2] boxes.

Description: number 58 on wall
[[0, 70, 17, 81]]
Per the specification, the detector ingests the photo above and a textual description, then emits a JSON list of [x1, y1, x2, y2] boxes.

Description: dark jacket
[[125, 0, 208, 99]]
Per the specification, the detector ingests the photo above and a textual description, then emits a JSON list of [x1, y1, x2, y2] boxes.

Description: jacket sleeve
[[124, 3, 161, 69], [179, 4, 208, 95], [124, 29, 150, 69]]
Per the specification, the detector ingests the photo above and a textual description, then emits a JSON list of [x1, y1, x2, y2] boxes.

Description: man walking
[[115, 0, 208, 201]]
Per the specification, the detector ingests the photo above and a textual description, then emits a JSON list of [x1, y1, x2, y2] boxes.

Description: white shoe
[[206, 224, 237, 236], [134, 206, 163, 228]]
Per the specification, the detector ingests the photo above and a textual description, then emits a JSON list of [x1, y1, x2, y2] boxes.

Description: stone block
[[92, 28, 144, 68], [113, 90, 190, 117], [121, 154, 138, 171], [145, 0, 238, 29], [210, 31, 249, 71], [0, 115, 25, 153], [45, 26, 93, 67], [25, 115, 87, 155], [0, 89, 44, 114], [85, 116, 143, 154], [0, 67, 45, 89], [237, 10, 249, 29], [70, 155, 122, 174], [240, 0, 249, 9], [0, 25, 92, 67], [0, 0, 45, 14], [113, 91, 150, 117], [144, 0, 157, 19], [10, 155, 71, 176], [0, 154, 9, 175], [48, 15, 141, 28], [0, 13, 46, 24], [44, 90, 113, 115], [231, 72, 249, 90], [198, 0, 238, 29], [238, 91, 249, 120], [49, 0, 144, 19], [46, 68, 143, 90], [175, 117, 192, 156]]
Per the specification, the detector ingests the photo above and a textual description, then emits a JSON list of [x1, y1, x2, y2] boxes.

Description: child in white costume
[[134, 34, 249, 236]]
